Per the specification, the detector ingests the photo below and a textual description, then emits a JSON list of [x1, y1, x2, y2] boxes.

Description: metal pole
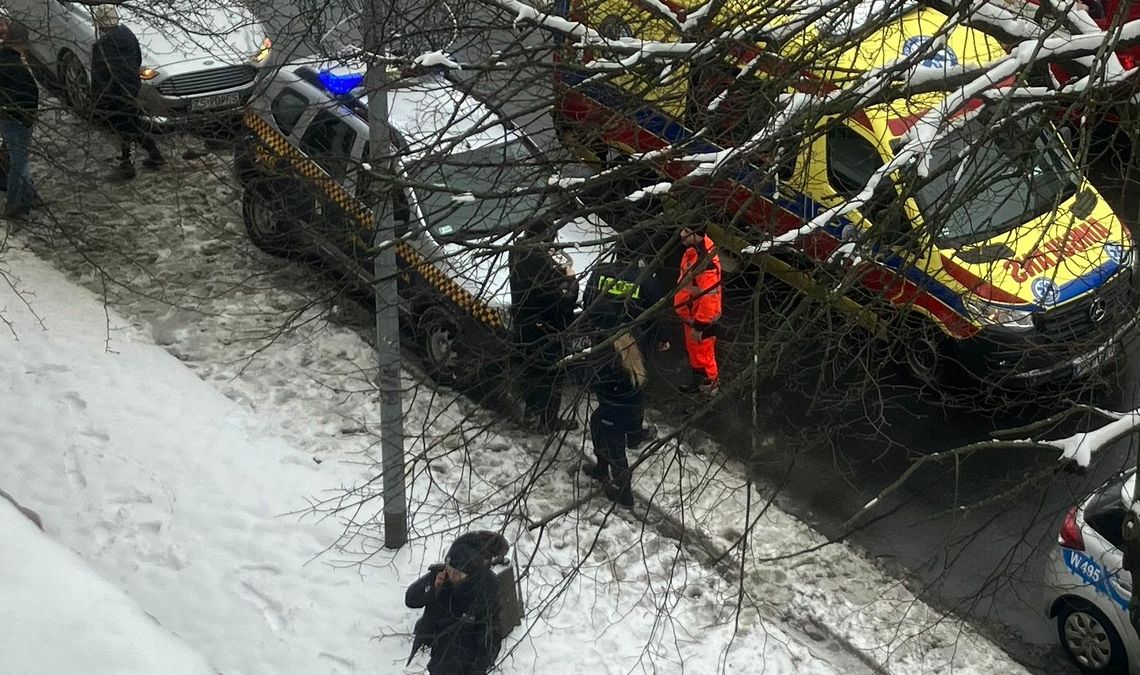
[[364, 3, 407, 549]]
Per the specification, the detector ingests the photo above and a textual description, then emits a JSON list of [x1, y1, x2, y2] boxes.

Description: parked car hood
[[120, 1, 264, 68]]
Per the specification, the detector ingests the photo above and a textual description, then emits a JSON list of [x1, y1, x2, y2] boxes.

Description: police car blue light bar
[[318, 68, 364, 96]]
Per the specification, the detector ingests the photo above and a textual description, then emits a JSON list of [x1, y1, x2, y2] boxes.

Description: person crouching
[[583, 331, 648, 509]]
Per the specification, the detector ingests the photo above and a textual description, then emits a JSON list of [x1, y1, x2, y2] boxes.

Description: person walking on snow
[[406, 537, 501, 675], [673, 224, 722, 395], [0, 19, 41, 220], [90, 5, 164, 182], [584, 331, 649, 509]]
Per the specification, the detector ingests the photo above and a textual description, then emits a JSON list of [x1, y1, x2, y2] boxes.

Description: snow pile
[[0, 105, 1029, 673], [0, 484, 212, 674]]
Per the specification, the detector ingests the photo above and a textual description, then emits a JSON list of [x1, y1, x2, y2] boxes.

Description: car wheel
[[58, 51, 92, 116], [417, 307, 465, 386], [1057, 599, 1128, 675], [241, 188, 293, 256], [902, 323, 946, 384]]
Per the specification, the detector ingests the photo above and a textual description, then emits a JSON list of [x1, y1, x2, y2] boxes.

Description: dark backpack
[[451, 531, 522, 650]]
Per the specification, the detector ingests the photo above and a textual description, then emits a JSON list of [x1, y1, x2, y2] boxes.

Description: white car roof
[[383, 75, 520, 159], [296, 61, 522, 158]]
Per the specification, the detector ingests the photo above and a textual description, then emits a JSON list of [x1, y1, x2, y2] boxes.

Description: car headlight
[[964, 297, 1036, 329], [251, 37, 272, 63], [139, 66, 159, 80]]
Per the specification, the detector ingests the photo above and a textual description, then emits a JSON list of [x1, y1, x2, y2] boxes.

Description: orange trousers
[[683, 325, 718, 383]]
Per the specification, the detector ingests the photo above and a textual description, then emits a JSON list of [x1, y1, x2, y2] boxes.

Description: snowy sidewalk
[[0, 498, 212, 674], [0, 245, 850, 673], [2, 237, 1025, 674], [1, 108, 1030, 674]]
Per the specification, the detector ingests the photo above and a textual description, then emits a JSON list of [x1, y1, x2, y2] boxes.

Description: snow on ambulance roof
[[311, 61, 517, 159], [781, 5, 1008, 141]]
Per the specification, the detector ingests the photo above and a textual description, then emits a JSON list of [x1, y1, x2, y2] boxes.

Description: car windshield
[[407, 142, 550, 240], [914, 115, 1079, 247]]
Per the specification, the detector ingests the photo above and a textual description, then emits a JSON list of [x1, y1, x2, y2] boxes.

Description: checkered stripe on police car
[[244, 111, 506, 331]]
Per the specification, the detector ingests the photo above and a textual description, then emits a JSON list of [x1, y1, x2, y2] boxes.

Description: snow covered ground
[[0, 495, 212, 674], [0, 105, 1032, 673]]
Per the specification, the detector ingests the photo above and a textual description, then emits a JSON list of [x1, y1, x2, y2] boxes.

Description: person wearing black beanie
[[405, 537, 501, 674]]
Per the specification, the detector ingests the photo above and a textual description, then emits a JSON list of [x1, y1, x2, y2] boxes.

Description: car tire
[[58, 50, 92, 117], [1056, 598, 1129, 675], [898, 318, 968, 390], [417, 307, 466, 387], [241, 188, 293, 256]]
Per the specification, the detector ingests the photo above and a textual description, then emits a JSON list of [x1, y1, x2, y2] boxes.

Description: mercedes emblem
[[1089, 297, 1108, 323]]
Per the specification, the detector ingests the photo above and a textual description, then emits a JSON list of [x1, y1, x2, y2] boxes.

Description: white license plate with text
[[1072, 342, 1117, 376], [189, 92, 242, 111]]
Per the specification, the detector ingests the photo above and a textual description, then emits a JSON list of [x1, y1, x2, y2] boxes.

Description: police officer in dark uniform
[[583, 331, 647, 509], [509, 218, 579, 432], [580, 234, 664, 446]]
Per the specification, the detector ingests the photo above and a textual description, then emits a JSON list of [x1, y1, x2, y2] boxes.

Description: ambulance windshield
[[914, 114, 1079, 247], [409, 141, 550, 240]]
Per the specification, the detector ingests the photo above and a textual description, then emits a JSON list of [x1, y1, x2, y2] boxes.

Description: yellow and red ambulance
[[553, 0, 1139, 386]]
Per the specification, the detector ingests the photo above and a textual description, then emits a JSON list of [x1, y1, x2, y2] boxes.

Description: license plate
[[1073, 342, 1116, 376], [189, 92, 242, 111]]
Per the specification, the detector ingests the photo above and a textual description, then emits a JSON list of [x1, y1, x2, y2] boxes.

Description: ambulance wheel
[[418, 308, 465, 386], [899, 319, 957, 389], [242, 188, 293, 257]]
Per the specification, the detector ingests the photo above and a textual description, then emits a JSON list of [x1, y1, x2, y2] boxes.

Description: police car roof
[[295, 60, 524, 158]]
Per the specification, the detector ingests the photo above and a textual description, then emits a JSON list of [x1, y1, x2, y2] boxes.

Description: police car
[[1045, 469, 1137, 674], [233, 57, 612, 382]]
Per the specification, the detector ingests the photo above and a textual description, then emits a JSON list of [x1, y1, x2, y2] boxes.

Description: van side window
[[827, 125, 884, 199], [270, 89, 308, 136], [299, 110, 357, 178]]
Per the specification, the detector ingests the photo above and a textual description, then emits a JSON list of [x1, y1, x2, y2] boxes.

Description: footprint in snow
[[237, 580, 288, 632], [63, 446, 87, 489]]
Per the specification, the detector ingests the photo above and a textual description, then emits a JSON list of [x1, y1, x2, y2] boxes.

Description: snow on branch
[[413, 50, 461, 70], [1049, 408, 1136, 468]]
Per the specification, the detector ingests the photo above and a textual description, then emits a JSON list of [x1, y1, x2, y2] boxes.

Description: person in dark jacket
[[581, 238, 663, 447], [509, 219, 579, 433], [90, 5, 164, 182], [406, 537, 501, 675], [0, 19, 41, 219], [583, 331, 649, 509]]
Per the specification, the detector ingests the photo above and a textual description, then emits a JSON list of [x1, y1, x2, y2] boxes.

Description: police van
[[234, 57, 613, 383]]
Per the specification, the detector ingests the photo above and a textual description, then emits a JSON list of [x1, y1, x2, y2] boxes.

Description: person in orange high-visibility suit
[[673, 224, 722, 393]]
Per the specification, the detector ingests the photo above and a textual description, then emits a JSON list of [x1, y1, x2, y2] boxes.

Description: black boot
[[582, 462, 608, 481], [610, 469, 634, 509], [108, 161, 136, 182], [141, 139, 165, 168]]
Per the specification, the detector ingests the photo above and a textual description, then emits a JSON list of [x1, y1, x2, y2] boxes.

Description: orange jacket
[[674, 234, 722, 329]]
